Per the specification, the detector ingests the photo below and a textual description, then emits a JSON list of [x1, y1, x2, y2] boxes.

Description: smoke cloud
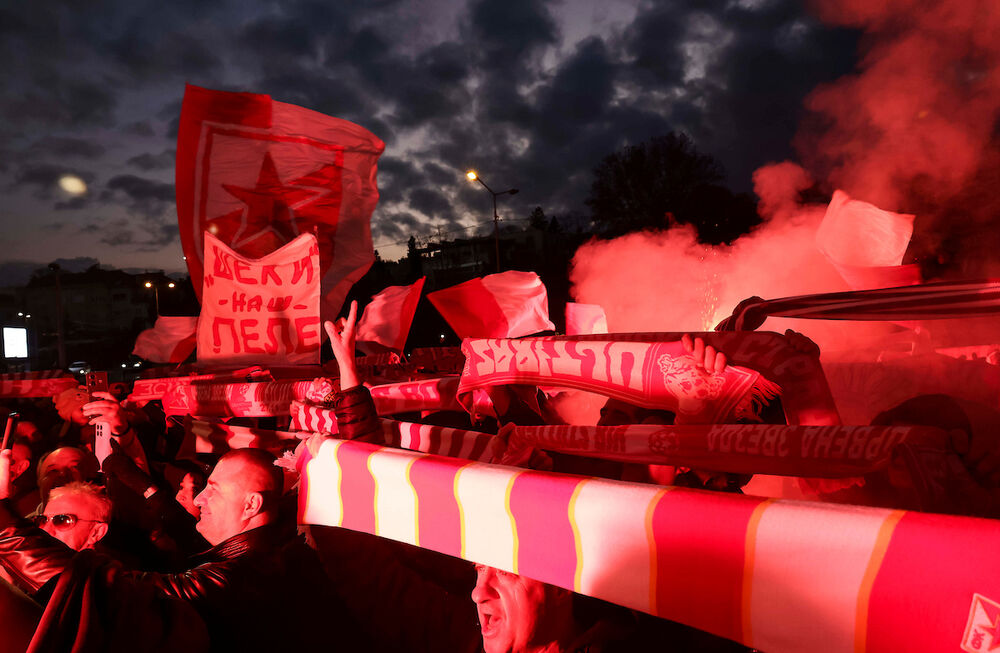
[[571, 0, 1000, 350], [799, 0, 1000, 275], [569, 162, 880, 352]]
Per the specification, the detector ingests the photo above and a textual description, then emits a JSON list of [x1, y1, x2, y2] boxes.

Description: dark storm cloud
[[237, 0, 353, 64], [407, 187, 456, 220], [1, 0, 871, 269], [467, 0, 557, 69], [123, 121, 156, 137], [159, 99, 183, 141], [127, 149, 176, 171], [95, 175, 179, 250], [93, 217, 176, 251], [99, 175, 179, 248], [55, 196, 89, 211], [1, 80, 118, 129], [30, 137, 106, 159], [376, 156, 428, 206], [422, 161, 461, 187], [531, 37, 617, 147], [107, 30, 222, 79], [100, 230, 135, 247], [617, 0, 859, 188], [373, 210, 422, 242], [102, 174, 174, 217], [705, 1, 859, 185], [253, 72, 373, 126], [139, 223, 180, 250]]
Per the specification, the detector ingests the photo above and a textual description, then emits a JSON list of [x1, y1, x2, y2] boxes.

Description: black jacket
[[0, 502, 358, 651]]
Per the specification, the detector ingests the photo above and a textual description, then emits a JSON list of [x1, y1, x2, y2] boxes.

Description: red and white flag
[[356, 277, 425, 354], [565, 302, 608, 335], [175, 84, 385, 321], [427, 270, 555, 339], [816, 190, 921, 291], [197, 232, 322, 365], [132, 316, 198, 363]]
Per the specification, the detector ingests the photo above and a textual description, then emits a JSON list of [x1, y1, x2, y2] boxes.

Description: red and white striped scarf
[[459, 337, 780, 424]]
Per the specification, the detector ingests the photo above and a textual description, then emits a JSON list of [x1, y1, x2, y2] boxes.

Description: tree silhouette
[[528, 206, 547, 230], [586, 132, 759, 243], [406, 235, 422, 281]]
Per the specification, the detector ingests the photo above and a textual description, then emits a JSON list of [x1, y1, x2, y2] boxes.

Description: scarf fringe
[[733, 376, 782, 422]]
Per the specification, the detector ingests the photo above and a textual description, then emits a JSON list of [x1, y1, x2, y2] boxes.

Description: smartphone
[[2, 412, 17, 451], [86, 372, 112, 467], [86, 371, 109, 400]]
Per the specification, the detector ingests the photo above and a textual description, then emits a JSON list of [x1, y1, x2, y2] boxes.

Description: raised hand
[[324, 300, 360, 391], [681, 333, 727, 375], [82, 391, 130, 436]]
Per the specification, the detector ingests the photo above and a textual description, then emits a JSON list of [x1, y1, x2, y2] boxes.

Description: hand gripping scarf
[[458, 337, 780, 424]]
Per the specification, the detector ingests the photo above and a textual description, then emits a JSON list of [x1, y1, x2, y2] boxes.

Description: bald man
[[0, 447, 357, 652]]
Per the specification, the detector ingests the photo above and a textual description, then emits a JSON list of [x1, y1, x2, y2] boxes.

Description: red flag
[[564, 302, 608, 335], [132, 316, 198, 363], [356, 277, 425, 354], [175, 84, 385, 320], [427, 270, 555, 339]]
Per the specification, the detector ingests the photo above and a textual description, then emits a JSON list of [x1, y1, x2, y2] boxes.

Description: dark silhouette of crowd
[[1, 303, 997, 653]]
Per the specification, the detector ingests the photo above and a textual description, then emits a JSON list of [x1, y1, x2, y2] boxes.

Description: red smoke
[[571, 0, 1000, 346], [800, 0, 1000, 274], [569, 167, 882, 352]]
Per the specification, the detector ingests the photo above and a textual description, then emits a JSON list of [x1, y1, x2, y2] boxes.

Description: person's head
[[193, 448, 282, 546], [37, 482, 111, 551], [8, 436, 34, 483], [471, 565, 576, 653], [37, 446, 100, 505], [175, 467, 208, 519], [14, 419, 42, 447]]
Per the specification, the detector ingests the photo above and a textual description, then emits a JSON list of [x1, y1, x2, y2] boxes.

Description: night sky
[[0, 0, 860, 284]]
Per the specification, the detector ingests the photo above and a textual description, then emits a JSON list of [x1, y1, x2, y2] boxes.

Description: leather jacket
[[327, 384, 381, 441], [0, 502, 351, 651]]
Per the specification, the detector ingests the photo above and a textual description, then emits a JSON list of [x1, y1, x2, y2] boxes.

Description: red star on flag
[[208, 152, 327, 258], [177, 85, 384, 319]]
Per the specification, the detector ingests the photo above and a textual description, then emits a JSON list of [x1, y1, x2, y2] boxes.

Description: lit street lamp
[[144, 280, 176, 316], [465, 171, 518, 272]]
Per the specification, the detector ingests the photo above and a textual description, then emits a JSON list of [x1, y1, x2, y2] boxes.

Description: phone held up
[[85, 371, 113, 467]]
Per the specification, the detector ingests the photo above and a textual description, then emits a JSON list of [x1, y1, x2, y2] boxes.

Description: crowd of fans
[[1, 304, 997, 652]]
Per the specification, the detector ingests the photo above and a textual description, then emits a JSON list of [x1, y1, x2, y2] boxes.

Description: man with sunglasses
[[35, 482, 110, 551], [0, 443, 358, 652]]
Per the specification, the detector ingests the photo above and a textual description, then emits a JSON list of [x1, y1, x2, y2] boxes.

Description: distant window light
[[3, 327, 28, 359]]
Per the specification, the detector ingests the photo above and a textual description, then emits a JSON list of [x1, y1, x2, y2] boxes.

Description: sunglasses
[[33, 513, 104, 530]]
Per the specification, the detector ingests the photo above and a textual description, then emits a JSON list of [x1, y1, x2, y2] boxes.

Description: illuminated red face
[[193, 458, 249, 545], [39, 492, 108, 551], [176, 472, 205, 519], [471, 565, 558, 653]]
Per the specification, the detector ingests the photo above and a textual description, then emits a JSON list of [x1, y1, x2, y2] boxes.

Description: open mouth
[[478, 609, 501, 637]]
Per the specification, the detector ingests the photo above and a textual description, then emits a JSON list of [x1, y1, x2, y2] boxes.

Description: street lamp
[[465, 170, 518, 272], [144, 280, 176, 316]]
